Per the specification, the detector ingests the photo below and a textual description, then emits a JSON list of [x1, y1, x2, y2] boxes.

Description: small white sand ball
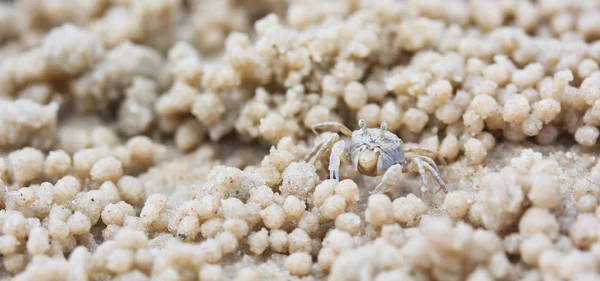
[[201, 239, 223, 263], [463, 109, 484, 135], [334, 179, 359, 206], [114, 228, 149, 250], [365, 194, 393, 226], [471, 94, 498, 119], [537, 249, 561, 273], [0, 235, 19, 255], [3, 253, 27, 274], [235, 267, 260, 281], [192, 92, 225, 127], [443, 191, 471, 219], [127, 136, 156, 164], [298, 211, 319, 235], [521, 233, 552, 266], [286, 252, 312, 276], [532, 98, 561, 124], [392, 194, 428, 224], [106, 249, 134, 274], [68, 211, 92, 235], [320, 195, 347, 220], [15, 187, 34, 206], [44, 150, 71, 178], [248, 228, 269, 255], [177, 215, 200, 241], [344, 82, 368, 110], [528, 174, 561, 209], [259, 113, 286, 143], [317, 247, 337, 271], [140, 194, 166, 225], [304, 105, 330, 129], [288, 228, 312, 253], [502, 94, 530, 123], [3, 212, 29, 239], [221, 198, 247, 219], [202, 218, 223, 238], [475, 132, 496, 151], [216, 231, 238, 254], [313, 180, 336, 206], [578, 194, 597, 213], [249, 185, 274, 208], [403, 108, 429, 133], [522, 116, 542, 136], [519, 207, 560, 240], [569, 214, 599, 249], [8, 147, 44, 185], [436, 103, 462, 124], [356, 104, 381, 128], [260, 204, 285, 229], [201, 218, 223, 239], [200, 264, 223, 281], [381, 224, 405, 248], [117, 176, 145, 206], [26, 227, 50, 255], [440, 134, 460, 160], [380, 101, 403, 131], [427, 79, 453, 106], [90, 156, 123, 183], [466, 267, 493, 281], [222, 218, 249, 240], [575, 126, 599, 147], [198, 195, 220, 221], [269, 229, 288, 253], [335, 213, 362, 236], [322, 229, 355, 253], [464, 138, 487, 165], [280, 162, 319, 201], [536, 124, 559, 145], [283, 195, 305, 221]]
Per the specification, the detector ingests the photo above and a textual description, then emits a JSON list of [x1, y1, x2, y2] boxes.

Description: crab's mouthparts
[[357, 149, 379, 176]]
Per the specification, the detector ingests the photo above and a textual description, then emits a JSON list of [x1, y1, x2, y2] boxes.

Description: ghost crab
[[305, 119, 448, 194]]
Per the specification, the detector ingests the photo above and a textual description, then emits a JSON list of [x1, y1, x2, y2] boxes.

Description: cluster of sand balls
[[3, 0, 600, 280]]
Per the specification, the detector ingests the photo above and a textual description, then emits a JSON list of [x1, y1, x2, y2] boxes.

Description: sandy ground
[[2, 0, 600, 280]]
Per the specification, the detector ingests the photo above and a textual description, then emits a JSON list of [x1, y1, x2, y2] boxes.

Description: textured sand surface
[[2, 0, 600, 280]]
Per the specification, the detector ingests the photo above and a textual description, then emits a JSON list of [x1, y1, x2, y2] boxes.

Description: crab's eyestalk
[[358, 119, 366, 129], [380, 122, 388, 131]]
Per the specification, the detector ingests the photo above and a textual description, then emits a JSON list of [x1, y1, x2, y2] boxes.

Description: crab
[[304, 119, 448, 194]]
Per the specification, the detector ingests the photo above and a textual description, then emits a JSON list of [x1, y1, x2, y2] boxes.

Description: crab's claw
[[329, 140, 346, 181]]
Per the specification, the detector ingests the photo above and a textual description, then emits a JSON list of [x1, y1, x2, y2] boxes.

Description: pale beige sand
[[1, 1, 600, 280]]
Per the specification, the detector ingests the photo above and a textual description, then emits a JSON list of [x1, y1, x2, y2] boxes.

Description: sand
[[1, 0, 600, 280]]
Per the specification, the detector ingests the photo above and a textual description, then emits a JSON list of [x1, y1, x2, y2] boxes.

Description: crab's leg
[[305, 140, 325, 163], [311, 121, 353, 137], [403, 156, 447, 193], [313, 133, 339, 163], [405, 147, 448, 166], [306, 133, 339, 164], [415, 155, 440, 174], [371, 163, 403, 194], [329, 140, 349, 181], [422, 160, 448, 193], [401, 157, 430, 192], [415, 158, 428, 190]]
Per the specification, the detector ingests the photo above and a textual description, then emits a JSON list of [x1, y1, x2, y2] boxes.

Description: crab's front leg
[[329, 140, 349, 181], [371, 164, 403, 194]]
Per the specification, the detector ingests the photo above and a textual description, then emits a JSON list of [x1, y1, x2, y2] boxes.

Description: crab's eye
[[358, 119, 366, 129], [380, 122, 388, 131]]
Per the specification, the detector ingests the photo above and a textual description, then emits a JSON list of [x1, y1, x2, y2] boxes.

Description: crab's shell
[[349, 128, 406, 176]]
